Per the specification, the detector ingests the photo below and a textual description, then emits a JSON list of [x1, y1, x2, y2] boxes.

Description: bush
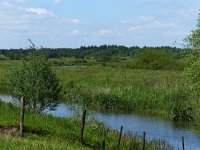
[[132, 50, 184, 70], [167, 88, 194, 121], [0, 55, 7, 60]]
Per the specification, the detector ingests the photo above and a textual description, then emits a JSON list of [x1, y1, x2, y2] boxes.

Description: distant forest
[[0, 45, 184, 60]]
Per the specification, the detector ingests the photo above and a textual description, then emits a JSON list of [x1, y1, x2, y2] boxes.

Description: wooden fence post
[[125, 76, 127, 82], [97, 142, 101, 150], [142, 132, 146, 150], [182, 137, 185, 150], [102, 130, 106, 150], [20, 97, 25, 138], [117, 126, 123, 148], [129, 134, 134, 150], [80, 110, 87, 144]]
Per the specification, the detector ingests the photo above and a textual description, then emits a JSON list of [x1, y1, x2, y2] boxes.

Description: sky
[[0, 0, 199, 49]]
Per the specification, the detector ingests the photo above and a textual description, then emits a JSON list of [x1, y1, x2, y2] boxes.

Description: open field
[[0, 59, 184, 119]]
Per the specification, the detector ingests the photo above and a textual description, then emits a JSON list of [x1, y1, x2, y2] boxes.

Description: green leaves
[[183, 10, 200, 119], [185, 10, 200, 49], [132, 49, 183, 70], [9, 50, 61, 113]]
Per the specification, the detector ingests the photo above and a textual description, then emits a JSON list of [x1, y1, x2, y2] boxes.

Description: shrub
[[132, 49, 184, 70], [9, 50, 61, 113]]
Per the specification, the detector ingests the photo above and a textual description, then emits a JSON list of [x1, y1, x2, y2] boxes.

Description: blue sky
[[0, 0, 199, 48]]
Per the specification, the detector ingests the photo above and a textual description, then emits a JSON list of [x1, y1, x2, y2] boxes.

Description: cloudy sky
[[0, 0, 199, 48]]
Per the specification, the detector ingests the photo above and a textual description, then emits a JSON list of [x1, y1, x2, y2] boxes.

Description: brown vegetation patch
[[0, 125, 49, 137], [0, 125, 19, 136]]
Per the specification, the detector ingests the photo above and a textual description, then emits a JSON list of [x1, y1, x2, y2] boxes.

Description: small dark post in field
[[20, 97, 25, 138], [97, 142, 101, 150], [102, 130, 106, 150], [125, 76, 127, 82], [182, 136, 185, 150], [163, 139, 166, 146], [129, 134, 134, 150], [117, 125, 123, 148], [142, 132, 146, 150], [80, 110, 87, 144], [107, 76, 109, 81], [158, 139, 161, 149]]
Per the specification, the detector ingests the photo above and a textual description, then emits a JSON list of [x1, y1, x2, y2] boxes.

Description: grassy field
[[0, 59, 183, 119], [0, 101, 172, 150], [52, 58, 183, 119], [0, 60, 20, 93]]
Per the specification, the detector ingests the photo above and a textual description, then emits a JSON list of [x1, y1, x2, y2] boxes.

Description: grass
[[0, 60, 20, 93], [0, 101, 173, 150], [0, 59, 183, 118], [55, 64, 183, 118]]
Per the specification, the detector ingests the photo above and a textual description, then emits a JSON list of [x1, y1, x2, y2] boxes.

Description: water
[[1, 94, 200, 150], [62, 65, 87, 68]]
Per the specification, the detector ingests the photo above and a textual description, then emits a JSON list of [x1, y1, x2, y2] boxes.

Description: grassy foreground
[[0, 101, 173, 150]]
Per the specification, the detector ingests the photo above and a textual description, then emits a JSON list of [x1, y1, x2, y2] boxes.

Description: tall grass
[[0, 59, 184, 118], [0, 60, 21, 93], [58, 65, 182, 117], [0, 101, 173, 150]]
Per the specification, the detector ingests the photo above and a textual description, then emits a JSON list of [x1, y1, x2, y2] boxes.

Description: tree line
[[0, 45, 183, 60]]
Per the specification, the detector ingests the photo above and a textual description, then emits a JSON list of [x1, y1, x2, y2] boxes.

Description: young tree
[[9, 49, 61, 113], [184, 11, 200, 115]]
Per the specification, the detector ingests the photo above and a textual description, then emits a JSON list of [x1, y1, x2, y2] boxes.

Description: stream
[[0, 94, 200, 150]]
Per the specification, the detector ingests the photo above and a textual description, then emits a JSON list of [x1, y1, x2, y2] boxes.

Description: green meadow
[[0, 59, 184, 119]]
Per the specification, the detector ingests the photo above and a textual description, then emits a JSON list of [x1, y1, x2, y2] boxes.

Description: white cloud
[[64, 18, 81, 25], [2, 1, 12, 7], [0, 2, 30, 29], [164, 30, 187, 38], [129, 26, 141, 31], [121, 20, 133, 24], [53, 0, 61, 4], [94, 29, 112, 37], [138, 16, 154, 22], [125, 15, 179, 34], [25, 8, 55, 17], [15, 0, 28, 3], [70, 29, 80, 36], [149, 21, 178, 29]]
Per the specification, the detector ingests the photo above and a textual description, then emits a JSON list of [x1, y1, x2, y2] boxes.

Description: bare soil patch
[[0, 125, 18, 136], [0, 125, 49, 137]]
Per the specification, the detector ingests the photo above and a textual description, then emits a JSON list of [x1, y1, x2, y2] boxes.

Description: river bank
[[0, 97, 175, 150], [1, 94, 200, 149], [0, 60, 185, 120]]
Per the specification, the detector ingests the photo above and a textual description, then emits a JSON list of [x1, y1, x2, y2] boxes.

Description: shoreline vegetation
[[0, 59, 184, 119], [0, 101, 173, 150]]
